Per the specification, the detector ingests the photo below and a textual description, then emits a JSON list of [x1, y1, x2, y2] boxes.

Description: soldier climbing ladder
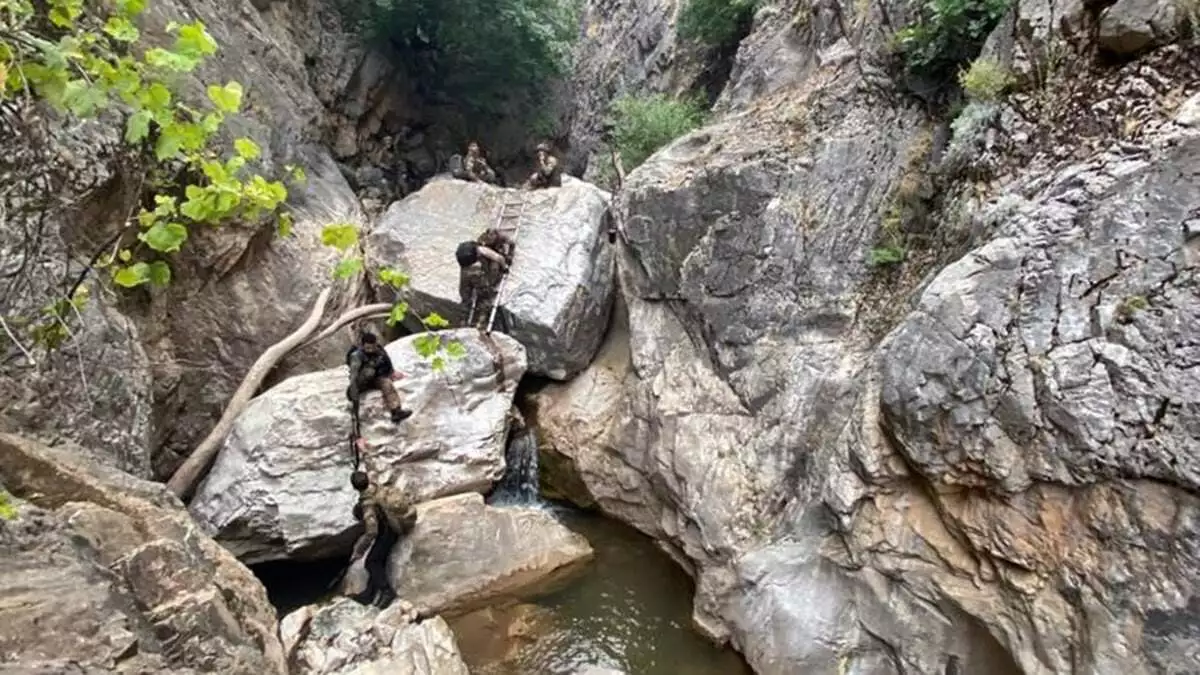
[[485, 194, 526, 334]]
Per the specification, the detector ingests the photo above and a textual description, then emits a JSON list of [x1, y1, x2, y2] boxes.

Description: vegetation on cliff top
[[345, 0, 579, 124]]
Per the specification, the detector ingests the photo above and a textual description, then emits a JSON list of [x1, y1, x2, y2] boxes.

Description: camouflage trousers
[[356, 376, 402, 412]]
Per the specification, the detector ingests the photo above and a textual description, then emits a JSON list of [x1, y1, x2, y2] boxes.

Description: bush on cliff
[[348, 0, 579, 122], [892, 0, 1012, 95], [607, 93, 706, 172]]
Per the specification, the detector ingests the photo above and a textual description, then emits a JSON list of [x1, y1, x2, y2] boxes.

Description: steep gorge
[[1, 0, 1198, 673]]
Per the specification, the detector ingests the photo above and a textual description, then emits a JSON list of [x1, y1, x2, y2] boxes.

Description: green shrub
[[0, 489, 16, 521], [347, 0, 579, 121], [893, 0, 1011, 89], [959, 57, 1013, 101], [607, 94, 706, 171], [679, 0, 758, 46]]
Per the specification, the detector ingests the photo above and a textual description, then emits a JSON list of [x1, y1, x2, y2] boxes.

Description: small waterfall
[[489, 429, 541, 506]]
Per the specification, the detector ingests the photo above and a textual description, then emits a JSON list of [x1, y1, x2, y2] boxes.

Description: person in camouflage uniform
[[346, 470, 418, 609], [346, 332, 412, 424], [523, 142, 562, 189], [453, 140, 497, 184], [455, 229, 513, 330]]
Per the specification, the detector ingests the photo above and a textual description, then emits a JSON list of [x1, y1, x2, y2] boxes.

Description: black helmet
[[350, 471, 370, 491], [455, 241, 479, 267]]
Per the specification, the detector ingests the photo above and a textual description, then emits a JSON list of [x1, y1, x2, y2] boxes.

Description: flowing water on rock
[[488, 429, 542, 506], [450, 504, 752, 675]]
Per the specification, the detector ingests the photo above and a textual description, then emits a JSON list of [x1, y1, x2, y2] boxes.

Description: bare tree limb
[[298, 302, 393, 350], [167, 287, 333, 500], [0, 315, 36, 366]]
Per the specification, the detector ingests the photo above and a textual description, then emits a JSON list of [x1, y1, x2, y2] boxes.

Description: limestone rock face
[[365, 178, 616, 380], [189, 330, 527, 563], [0, 433, 285, 674], [388, 493, 594, 616], [280, 598, 469, 675]]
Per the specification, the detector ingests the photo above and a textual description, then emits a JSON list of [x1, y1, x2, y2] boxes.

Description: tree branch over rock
[[166, 288, 332, 499]]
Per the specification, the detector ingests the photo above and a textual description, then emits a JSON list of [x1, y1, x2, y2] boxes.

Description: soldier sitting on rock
[[522, 142, 562, 190], [451, 140, 498, 184], [345, 470, 418, 609], [455, 229, 514, 331], [346, 332, 412, 424]]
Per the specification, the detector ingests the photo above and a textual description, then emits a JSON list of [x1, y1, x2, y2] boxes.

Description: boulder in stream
[[365, 177, 616, 380], [281, 597, 468, 675], [389, 493, 595, 616], [0, 433, 286, 674], [190, 329, 526, 563]]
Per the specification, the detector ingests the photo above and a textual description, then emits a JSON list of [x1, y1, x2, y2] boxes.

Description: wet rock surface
[[389, 493, 595, 617], [281, 598, 469, 675], [0, 433, 285, 674], [189, 330, 526, 563], [365, 177, 616, 380]]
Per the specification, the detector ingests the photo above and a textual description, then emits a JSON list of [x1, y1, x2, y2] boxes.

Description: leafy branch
[[1, 0, 303, 343], [318, 222, 465, 371]]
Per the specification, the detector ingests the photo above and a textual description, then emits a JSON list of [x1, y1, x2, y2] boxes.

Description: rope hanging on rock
[[486, 193, 527, 334]]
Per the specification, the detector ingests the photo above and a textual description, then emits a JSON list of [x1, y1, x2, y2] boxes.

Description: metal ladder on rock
[[484, 193, 526, 334]]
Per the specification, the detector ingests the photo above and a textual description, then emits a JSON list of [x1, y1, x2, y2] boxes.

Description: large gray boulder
[[1097, 0, 1186, 54], [365, 177, 616, 380], [0, 433, 285, 674], [389, 493, 594, 616], [280, 599, 469, 675], [189, 329, 526, 563]]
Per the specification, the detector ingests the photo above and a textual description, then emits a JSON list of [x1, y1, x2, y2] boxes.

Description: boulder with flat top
[[365, 176, 616, 380]]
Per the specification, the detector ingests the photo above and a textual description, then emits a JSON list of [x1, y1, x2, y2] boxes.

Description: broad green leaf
[[333, 257, 363, 280], [139, 222, 188, 253], [137, 209, 157, 228], [154, 125, 184, 160], [144, 47, 197, 72], [412, 333, 440, 359], [48, 0, 82, 27], [234, 137, 261, 160], [139, 82, 171, 111], [0, 490, 16, 521], [201, 111, 223, 134], [103, 16, 140, 42], [320, 222, 359, 252], [423, 312, 450, 330], [276, 212, 294, 237], [206, 81, 243, 113], [62, 79, 106, 117], [147, 261, 171, 286], [117, 0, 146, 16], [153, 194, 177, 215], [289, 166, 307, 184], [176, 21, 218, 59], [226, 155, 246, 174], [124, 109, 152, 143], [118, 248, 132, 262], [444, 340, 468, 360], [378, 267, 410, 288], [386, 301, 409, 326], [113, 262, 150, 287], [431, 355, 446, 372]]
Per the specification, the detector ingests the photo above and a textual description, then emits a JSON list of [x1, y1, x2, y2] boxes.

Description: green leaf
[[62, 79, 107, 117], [386, 301, 409, 326], [333, 257, 363, 280], [320, 222, 359, 252], [422, 312, 450, 330], [139, 222, 188, 253], [412, 333, 440, 359], [139, 82, 171, 112], [234, 137, 261, 160], [118, 249, 132, 262], [117, 0, 146, 16], [378, 267, 410, 288], [206, 81, 243, 113], [125, 109, 152, 143], [175, 21, 218, 59], [113, 262, 150, 288], [144, 47, 197, 72], [153, 194, 177, 216], [276, 212, 294, 237], [289, 166, 307, 184], [444, 340, 468, 360], [431, 355, 446, 372], [147, 260, 172, 286], [0, 489, 17, 521], [103, 16, 140, 42]]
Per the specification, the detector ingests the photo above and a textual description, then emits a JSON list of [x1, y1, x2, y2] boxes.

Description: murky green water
[[451, 504, 751, 675]]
